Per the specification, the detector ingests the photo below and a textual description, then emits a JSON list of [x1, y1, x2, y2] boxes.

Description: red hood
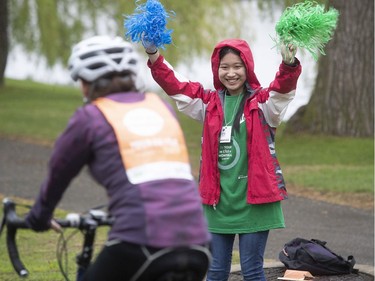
[[211, 39, 261, 91]]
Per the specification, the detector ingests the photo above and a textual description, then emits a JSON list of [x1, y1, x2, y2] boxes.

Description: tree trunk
[[0, 0, 8, 87], [286, 0, 374, 137]]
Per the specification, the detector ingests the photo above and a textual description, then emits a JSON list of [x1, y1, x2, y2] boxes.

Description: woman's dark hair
[[86, 71, 138, 102], [219, 46, 240, 60], [219, 46, 251, 133]]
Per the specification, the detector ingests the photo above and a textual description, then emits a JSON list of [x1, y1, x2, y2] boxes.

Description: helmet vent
[[106, 47, 125, 54], [88, 62, 106, 70], [80, 51, 98, 60]]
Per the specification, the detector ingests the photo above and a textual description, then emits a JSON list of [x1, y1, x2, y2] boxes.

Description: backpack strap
[[311, 238, 327, 246], [347, 255, 359, 273]]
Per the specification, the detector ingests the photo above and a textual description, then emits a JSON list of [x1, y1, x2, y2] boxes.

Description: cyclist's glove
[[25, 210, 52, 232]]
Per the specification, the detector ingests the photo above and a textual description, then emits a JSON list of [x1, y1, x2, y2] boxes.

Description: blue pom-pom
[[124, 0, 174, 49]]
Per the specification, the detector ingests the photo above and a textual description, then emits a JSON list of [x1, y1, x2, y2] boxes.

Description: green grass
[[277, 134, 374, 193], [0, 79, 82, 143], [175, 111, 203, 177], [0, 78, 373, 278]]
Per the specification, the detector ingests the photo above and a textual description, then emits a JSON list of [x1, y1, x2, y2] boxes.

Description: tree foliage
[[5, 0, 242, 72]]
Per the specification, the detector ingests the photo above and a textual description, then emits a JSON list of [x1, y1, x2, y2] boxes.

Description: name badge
[[220, 126, 232, 143]]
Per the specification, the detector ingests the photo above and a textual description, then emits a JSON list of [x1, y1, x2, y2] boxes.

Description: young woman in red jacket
[[144, 39, 301, 281]]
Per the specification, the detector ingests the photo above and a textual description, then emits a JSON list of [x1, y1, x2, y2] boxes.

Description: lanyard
[[224, 92, 242, 126]]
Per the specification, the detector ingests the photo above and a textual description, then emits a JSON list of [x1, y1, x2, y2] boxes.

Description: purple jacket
[[26, 92, 210, 248]]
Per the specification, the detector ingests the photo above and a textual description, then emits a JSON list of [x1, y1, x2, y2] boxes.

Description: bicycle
[[0, 198, 211, 281]]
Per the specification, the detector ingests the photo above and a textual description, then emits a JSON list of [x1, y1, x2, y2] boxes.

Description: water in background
[[5, 1, 317, 120]]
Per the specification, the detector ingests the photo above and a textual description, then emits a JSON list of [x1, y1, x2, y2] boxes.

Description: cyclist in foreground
[[24, 35, 211, 281]]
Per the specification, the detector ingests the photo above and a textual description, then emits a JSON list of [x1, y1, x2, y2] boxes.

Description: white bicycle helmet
[[68, 35, 139, 82]]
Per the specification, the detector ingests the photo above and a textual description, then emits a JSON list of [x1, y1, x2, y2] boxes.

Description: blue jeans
[[206, 231, 269, 281]]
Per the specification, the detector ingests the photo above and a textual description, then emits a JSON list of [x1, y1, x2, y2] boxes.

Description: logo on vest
[[123, 108, 164, 136]]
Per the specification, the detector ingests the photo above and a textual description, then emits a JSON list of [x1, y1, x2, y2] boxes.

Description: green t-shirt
[[203, 93, 285, 234]]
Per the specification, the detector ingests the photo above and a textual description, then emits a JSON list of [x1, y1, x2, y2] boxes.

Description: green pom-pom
[[274, 1, 339, 60]]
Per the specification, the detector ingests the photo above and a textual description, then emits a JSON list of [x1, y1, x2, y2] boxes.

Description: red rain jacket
[[148, 39, 302, 205]]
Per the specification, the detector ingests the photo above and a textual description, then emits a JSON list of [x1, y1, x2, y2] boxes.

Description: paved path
[[0, 138, 373, 269]]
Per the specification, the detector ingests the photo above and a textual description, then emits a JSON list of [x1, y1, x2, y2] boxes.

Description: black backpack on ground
[[279, 238, 358, 276]]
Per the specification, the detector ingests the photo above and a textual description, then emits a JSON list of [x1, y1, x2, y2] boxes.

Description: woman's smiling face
[[218, 52, 246, 96]]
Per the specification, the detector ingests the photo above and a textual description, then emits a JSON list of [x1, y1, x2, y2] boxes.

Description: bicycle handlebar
[[1, 198, 113, 278]]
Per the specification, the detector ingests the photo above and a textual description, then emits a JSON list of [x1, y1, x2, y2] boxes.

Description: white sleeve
[[173, 94, 207, 122], [259, 90, 296, 127], [162, 60, 207, 122]]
